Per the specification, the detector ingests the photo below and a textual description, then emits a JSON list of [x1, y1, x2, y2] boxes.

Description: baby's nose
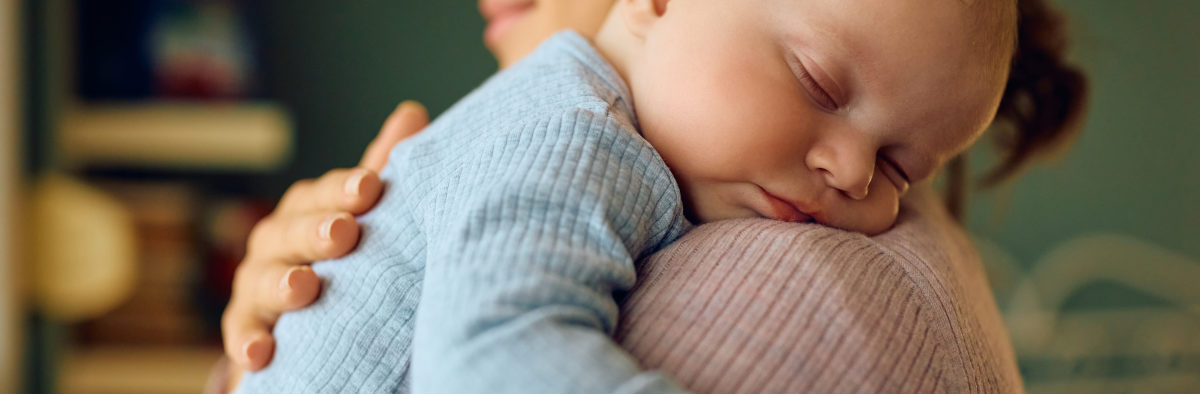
[[807, 148, 874, 200], [830, 170, 871, 200]]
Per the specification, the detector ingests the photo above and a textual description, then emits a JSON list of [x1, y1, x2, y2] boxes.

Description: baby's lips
[[762, 189, 814, 223]]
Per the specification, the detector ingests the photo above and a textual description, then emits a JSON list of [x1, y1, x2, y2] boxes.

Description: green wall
[[255, 0, 496, 192], [965, 0, 1200, 266]]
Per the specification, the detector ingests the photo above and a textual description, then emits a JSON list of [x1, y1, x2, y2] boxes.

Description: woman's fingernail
[[319, 216, 338, 241], [280, 267, 299, 292], [243, 337, 267, 364], [344, 170, 366, 197], [319, 214, 352, 242]]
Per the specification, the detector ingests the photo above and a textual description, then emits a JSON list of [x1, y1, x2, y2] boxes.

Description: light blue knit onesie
[[236, 31, 693, 393]]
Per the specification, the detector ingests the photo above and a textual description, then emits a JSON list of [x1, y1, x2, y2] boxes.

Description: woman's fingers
[[224, 360, 246, 394], [220, 253, 325, 373], [220, 168, 374, 372], [359, 101, 429, 171], [272, 102, 429, 218], [218, 102, 428, 375], [245, 211, 359, 265], [253, 264, 322, 316], [222, 301, 277, 372], [276, 168, 383, 216], [222, 263, 321, 371]]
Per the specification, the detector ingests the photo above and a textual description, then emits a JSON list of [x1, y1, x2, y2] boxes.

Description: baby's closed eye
[[877, 157, 910, 195]]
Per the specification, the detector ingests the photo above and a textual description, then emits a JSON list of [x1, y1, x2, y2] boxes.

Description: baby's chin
[[817, 199, 900, 236], [687, 207, 895, 236], [835, 214, 898, 236], [821, 179, 904, 235], [697, 205, 898, 236]]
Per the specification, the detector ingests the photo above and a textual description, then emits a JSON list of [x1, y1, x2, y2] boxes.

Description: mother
[[219, 0, 1086, 392]]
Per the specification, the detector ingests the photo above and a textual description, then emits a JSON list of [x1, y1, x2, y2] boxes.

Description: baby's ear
[[622, 0, 670, 38]]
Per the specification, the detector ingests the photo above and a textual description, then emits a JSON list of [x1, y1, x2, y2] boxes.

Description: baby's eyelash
[[881, 156, 910, 182], [796, 64, 838, 111]]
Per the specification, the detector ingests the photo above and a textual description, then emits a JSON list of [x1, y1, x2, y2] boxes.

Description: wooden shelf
[[58, 345, 224, 394], [58, 102, 293, 172]]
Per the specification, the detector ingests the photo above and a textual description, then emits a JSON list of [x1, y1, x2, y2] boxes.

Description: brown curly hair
[[945, 0, 1090, 220]]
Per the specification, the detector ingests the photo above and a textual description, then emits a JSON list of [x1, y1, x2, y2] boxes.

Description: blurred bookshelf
[[28, 0, 287, 393], [58, 102, 291, 172], [57, 346, 223, 394], [3, 0, 23, 390]]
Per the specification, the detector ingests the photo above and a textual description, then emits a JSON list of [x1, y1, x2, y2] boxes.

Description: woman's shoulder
[[618, 191, 1023, 393]]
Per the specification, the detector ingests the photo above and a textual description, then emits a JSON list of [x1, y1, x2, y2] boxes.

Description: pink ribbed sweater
[[617, 187, 1023, 393]]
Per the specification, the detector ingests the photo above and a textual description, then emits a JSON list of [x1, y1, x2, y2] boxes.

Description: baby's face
[[480, 0, 616, 68], [624, 0, 1014, 234]]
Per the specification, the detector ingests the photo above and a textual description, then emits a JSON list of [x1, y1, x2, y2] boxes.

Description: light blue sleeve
[[410, 109, 690, 394]]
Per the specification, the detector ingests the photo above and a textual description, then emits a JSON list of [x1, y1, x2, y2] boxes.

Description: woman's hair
[[945, 0, 1089, 220]]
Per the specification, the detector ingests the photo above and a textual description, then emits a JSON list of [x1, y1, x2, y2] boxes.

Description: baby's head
[[592, 0, 1019, 234]]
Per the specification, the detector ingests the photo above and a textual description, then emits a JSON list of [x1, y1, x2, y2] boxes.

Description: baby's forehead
[[848, 0, 1012, 80], [839, 0, 1015, 155], [964, 0, 1019, 67]]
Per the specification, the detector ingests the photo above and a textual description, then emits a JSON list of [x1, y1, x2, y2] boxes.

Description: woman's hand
[[220, 101, 429, 378]]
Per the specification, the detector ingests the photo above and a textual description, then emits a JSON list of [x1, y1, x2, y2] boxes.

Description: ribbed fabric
[[223, 186, 1024, 393], [237, 31, 691, 393], [616, 186, 1024, 393]]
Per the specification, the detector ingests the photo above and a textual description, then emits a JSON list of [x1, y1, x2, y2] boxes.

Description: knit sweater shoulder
[[237, 31, 692, 394]]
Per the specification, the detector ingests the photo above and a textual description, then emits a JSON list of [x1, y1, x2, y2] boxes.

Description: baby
[[236, 0, 1015, 392]]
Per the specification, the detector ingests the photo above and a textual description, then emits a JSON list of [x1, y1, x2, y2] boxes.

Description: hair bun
[[985, 0, 1089, 186]]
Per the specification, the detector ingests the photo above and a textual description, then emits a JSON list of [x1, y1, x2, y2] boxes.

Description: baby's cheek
[[828, 172, 901, 235], [861, 173, 902, 235]]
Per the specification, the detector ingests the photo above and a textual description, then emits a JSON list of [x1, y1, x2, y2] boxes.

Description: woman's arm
[[218, 101, 428, 379]]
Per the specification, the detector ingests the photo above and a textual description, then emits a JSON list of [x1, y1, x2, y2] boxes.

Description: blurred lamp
[[31, 173, 137, 321]]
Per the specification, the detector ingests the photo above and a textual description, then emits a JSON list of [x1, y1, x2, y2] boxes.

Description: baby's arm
[[412, 110, 689, 394]]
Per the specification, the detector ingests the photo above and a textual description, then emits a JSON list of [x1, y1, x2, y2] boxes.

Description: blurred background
[[1, 0, 1196, 393]]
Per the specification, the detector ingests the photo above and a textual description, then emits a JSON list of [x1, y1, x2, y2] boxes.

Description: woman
[[218, 0, 1086, 391]]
